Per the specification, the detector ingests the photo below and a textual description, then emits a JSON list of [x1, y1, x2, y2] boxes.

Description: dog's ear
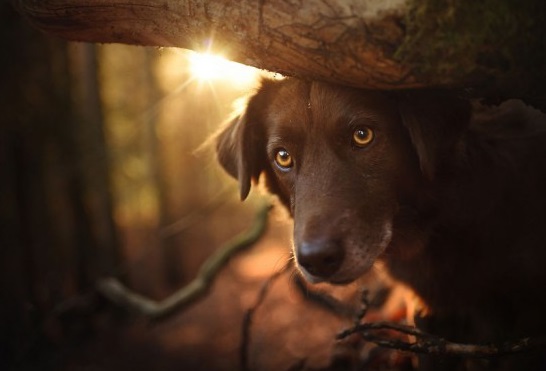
[[397, 90, 472, 179], [216, 96, 268, 200]]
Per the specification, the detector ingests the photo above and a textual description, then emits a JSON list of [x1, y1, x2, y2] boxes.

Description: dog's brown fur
[[216, 78, 546, 369]]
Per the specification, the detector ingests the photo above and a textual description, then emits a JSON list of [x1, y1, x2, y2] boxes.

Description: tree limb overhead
[[14, 0, 546, 96]]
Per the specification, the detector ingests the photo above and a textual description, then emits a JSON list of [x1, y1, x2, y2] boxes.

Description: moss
[[395, 0, 546, 93]]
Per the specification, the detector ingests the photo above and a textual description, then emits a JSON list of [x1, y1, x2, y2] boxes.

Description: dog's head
[[217, 78, 470, 284]]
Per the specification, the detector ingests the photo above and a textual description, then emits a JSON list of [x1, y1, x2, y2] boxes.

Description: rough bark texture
[[13, 0, 546, 97]]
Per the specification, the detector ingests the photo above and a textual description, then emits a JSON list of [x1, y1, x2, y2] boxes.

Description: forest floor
[[19, 216, 415, 371]]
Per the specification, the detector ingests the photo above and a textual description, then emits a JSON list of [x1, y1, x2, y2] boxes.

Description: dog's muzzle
[[295, 220, 393, 284], [296, 238, 345, 280]]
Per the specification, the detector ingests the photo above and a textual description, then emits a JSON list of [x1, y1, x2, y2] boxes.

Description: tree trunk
[[0, 4, 120, 367], [13, 0, 546, 97]]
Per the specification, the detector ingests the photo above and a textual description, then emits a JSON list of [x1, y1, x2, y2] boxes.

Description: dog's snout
[[297, 239, 344, 279]]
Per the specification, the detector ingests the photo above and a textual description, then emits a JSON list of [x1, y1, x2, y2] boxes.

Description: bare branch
[[96, 203, 272, 320], [337, 321, 546, 358], [240, 263, 291, 371]]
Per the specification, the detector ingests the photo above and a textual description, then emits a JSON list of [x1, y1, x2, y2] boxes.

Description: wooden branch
[[13, 0, 546, 96], [337, 321, 546, 358], [96, 203, 271, 320], [240, 263, 291, 371]]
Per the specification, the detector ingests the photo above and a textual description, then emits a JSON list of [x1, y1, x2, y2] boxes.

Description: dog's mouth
[[296, 220, 394, 285]]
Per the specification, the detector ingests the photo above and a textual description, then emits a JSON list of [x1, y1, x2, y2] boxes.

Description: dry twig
[[337, 321, 546, 358], [96, 203, 272, 320], [240, 263, 291, 371]]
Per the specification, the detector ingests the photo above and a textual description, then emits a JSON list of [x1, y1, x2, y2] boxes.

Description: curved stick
[[96, 203, 272, 320]]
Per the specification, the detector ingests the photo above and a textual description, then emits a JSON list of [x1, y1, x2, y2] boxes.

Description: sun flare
[[188, 51, 258, 86]]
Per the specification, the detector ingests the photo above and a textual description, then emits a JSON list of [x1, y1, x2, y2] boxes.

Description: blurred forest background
[[6, 1, 546, 370], [0, 4, 411, 371]]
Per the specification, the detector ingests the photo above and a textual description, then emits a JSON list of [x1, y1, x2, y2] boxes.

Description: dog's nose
[[297, 239, 344, 279]]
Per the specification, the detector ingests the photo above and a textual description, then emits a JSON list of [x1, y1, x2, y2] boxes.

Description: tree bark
[[13, 0, 546, 97]]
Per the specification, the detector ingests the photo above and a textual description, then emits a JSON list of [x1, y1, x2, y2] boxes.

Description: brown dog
[[216, 78, 546, 368]]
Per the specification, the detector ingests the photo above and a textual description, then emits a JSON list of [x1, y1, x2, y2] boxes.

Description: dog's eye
[[274, 149, 293, 170], [352, 127, 374, 147]]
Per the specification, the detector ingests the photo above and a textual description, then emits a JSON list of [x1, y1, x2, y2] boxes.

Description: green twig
[[96, 203, 272, 320]]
